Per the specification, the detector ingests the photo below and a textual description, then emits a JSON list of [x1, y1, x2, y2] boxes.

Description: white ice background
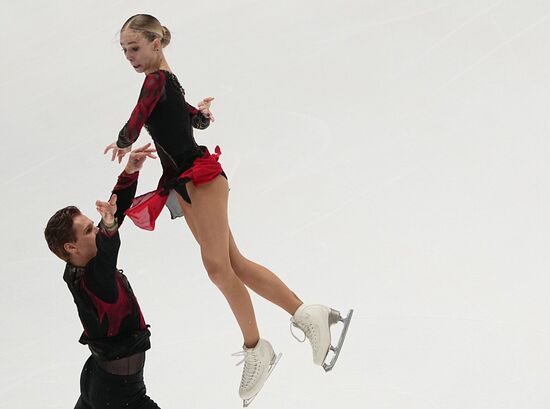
[[1, 0, 550, 408]]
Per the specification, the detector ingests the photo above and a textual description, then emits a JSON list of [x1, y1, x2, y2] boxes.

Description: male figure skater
[[44, 144, 160, 409]]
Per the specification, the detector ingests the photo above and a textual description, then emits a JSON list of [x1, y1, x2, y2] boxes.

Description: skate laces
[[232, 348, 261, 389], [232, 350, 248, 366], [290, 317, 319, 350]]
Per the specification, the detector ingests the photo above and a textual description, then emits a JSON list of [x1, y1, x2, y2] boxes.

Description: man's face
[[69, 214, 99, 263]]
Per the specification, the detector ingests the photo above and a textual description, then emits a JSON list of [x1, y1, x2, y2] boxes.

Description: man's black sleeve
[[111, 170, 139, 228], [84, 170, 139, 302]]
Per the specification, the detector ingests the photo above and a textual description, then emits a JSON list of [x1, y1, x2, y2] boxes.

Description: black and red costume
[[116, 70, 225, 231], [64, 170, 159, 409]]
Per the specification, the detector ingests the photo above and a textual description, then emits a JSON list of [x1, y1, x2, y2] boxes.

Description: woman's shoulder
[[142, 70, 169, 88]]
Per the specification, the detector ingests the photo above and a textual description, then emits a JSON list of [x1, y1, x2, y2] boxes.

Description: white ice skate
[[290, 304, 353, 372], [232, 338, 282, 407]]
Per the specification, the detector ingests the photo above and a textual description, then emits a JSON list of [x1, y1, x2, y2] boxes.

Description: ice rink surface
[[1, 0, 550, 407]]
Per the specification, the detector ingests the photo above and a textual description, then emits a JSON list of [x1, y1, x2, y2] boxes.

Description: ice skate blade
[[242, 353, 282, 407], [322, 309, 353, 372]]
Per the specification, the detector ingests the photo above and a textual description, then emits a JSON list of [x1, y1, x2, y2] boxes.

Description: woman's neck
[[159, 63, 171, 72], [145, 55, 171, 74], [146, 65, 171, 74]]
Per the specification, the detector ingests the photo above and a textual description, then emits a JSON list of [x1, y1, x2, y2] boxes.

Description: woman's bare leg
[[228, 230, 302, 315], [182, 205, 302, 316], [178, 177, 260, 347]]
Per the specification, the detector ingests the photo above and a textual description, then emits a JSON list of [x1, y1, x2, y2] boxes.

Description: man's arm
[[85, 195, 120, 302], [85, 145, 157, 301], [110, 171, 138, 228]]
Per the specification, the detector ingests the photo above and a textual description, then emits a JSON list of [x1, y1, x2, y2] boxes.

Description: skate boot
[[232, 338, 282, 407], [290, 304, 353, 372]]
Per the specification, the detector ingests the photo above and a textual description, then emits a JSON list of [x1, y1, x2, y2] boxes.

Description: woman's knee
[[230, 253, 251, 280], [201, 253, 233, 285]]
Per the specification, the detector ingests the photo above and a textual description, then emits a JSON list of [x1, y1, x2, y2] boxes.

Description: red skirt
[[125, 146, 223, 231]]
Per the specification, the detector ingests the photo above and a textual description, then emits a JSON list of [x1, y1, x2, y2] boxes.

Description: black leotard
[[116, 70, 211, 184]]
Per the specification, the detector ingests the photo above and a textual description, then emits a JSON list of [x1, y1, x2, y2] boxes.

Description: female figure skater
[[104, 14, 352, 405]]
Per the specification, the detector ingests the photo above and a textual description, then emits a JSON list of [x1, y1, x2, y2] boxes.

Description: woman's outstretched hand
[[198, 97, 215, 122], [125, 143, 157, 174], [104, 142, 132, 163]]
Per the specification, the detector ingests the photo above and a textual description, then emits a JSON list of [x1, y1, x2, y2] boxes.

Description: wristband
[[101, 218, 117, 229]]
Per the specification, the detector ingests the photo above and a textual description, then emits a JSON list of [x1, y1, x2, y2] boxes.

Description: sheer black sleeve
[[186, 102, 211, 130], [117, 71, 167, 148]]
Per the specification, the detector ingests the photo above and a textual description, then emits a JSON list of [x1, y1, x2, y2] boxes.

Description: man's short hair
[[44, 206, 81, 261]]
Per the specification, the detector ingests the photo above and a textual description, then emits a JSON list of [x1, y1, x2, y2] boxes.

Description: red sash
[[125, 146, 222, 230]]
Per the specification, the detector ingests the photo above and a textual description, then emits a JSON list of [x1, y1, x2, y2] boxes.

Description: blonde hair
[[121, 14, 171, 48]]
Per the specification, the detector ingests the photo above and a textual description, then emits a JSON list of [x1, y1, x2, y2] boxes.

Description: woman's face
[[120, 29, 160, 74]]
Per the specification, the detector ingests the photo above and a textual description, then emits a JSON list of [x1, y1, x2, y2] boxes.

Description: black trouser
[[75, 354, 160, 409]]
